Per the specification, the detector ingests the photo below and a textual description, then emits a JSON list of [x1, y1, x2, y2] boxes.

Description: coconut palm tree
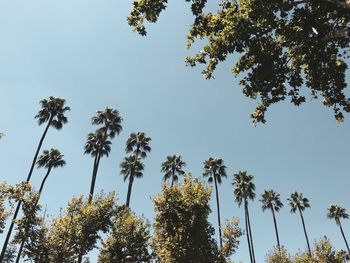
[[260, 189, 283, 251], [125, 132, 151, 160], [120, 155, 145, 208], [288, 192, 312, 257], [0, 96, 70, 262], [85, 107, 122, 203], [84, 130, 112, 202], [16, 149, 65, 262], [233, 171, 256, 263], [161, 155, 186, 186], [203, 157, 226, 249], [327, 204, 350, 254]]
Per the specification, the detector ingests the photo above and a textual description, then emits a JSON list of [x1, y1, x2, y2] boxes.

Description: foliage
[[2, 244, 16, 263], [161, 154, 186, 186], [98, 206, 152, 262], [128, 0, 350, 124], [266, 237, 347, 263], [35, 96, 70, 129], [221, 218, 243, 259], [23, 193, 116, 262], [0, 182, 32, 233], [151, 174, 227, 263]]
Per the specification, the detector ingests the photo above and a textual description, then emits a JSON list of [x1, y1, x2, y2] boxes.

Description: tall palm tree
[[92, 107, 123, 139], [260, 189, 283, 251], [84, 130, 112, 202], [0, 96, 70, 261], [233, 171, 256, 263], [125, 132, 151, 160], [327, 204, 350, 254], [16, 149, 66, 262], [120, 155, 145, 208], [85, 107, 122, 203], [203, 157, 226, 249], [161, 155, 186, 186], [288, 192, 312, 257]]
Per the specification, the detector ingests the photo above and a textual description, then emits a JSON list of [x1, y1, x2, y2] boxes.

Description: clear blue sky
[[0, 1, 350, 262]]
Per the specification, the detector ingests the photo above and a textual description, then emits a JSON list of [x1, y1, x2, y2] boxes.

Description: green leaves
[[128, 0, 350, 123]]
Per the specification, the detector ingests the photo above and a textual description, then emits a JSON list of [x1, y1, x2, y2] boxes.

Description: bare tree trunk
[[339, 221, 350, 254], [245, 201, 253, 263], [246, 202, 256, 263], [271, 208, 281, 251], [126, 175, 134, 208], [299, 207, 312, 257], [213, 176, 223, 249]]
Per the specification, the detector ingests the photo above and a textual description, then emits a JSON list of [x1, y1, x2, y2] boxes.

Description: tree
[[120, 155, 145, 208], [84, 130, 112, 202], [15, 148, 66, 262], [98, 207, 153, 262], [87, 107, 123, 202], [151, 174, 226, 263], [233, 170, 256, 263], [161, 154, 186, 186], [203, 157, 227, 249], [0, 96, 70, 261], [122, 132, 151, 208], [327, 204, 350, 254], [221, 218, 243, 260], [125, 132, 151, 159], [260, 189, 284, 251], [288, 192, 312, 257], [128, 0, 350, 124], [0, 133, 4, 140], [42, 194, 115, 262]]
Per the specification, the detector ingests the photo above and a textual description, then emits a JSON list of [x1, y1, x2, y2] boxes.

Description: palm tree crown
[[34, 96, 70, 129], [232, 171, 256, 206], [36, 149, 66, 169], [84, 131, 112, 158], [161, 155, 186, 185], [288, 192, 310, 213], [260, 190, 283, 212], [120, 155, 145, 181], [203, 157, 227, 184], [91, 107, 123, 139], [328, 204, 349, 225], [125, 132, 151, 159]]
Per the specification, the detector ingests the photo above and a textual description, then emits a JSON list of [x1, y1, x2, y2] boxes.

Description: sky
[[0, 1, 350, 262]]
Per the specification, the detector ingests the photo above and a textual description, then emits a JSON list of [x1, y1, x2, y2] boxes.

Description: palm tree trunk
[[88, 153, 100, 203], [126, 175, 134, 208], [246, 201, 256, 263], [271, 208, 281, 251], [213, 176, 223, 249], [339, 220, 350, 254], [244, 201, 253, 263], [299, 207, 311, 257], [0, 116, 53, 262], [15, 167, 52, 263]]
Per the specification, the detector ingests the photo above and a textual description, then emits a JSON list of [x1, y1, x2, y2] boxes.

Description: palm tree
[[0, 96, 70, 262], [16, 149, 65, 262], [120, 155, 145, 208], [85, 107, 122, 203], [233, 171, 256, 263], [125, 132, 151, 160], [121, 132, 151, 208], [327, 204, 350, 254], [288, 192, 312, 257], [84, 130, 112, 202], [203, 157, 226, 249], [92, 107, 123, 139], [161, 155, 186, 186], [260, 189, 283, 251]]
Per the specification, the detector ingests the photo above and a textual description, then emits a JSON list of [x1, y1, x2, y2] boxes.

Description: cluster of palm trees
[[1, 96, 350, 263]]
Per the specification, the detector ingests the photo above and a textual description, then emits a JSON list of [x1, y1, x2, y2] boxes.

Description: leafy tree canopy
[[128, 0, 350, 124]]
